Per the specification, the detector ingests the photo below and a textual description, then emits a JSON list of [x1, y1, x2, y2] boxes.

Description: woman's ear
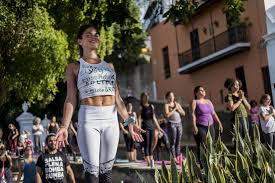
[[77, 39, 82, 46]]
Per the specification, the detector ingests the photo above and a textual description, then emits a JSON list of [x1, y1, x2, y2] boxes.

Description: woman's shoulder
[[67, 61, 80, 70], [191, 99, 197, 106], [224, 93, 234, 101], [66, 61, 80, 77], [225, 93, 232, 98], [259, 105, 267, 111], [206, 99, 213, 105]]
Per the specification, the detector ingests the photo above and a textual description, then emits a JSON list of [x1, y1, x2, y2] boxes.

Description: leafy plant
[[222, 0, 250, 28], [143, 118, 275, 182]]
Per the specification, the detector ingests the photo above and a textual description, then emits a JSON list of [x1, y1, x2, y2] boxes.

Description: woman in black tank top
[[139, 92, 164, 168], [47, 116, 59, 134]]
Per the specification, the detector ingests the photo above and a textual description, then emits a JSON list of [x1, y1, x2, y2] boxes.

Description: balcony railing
[[178, 26, 250, 72]]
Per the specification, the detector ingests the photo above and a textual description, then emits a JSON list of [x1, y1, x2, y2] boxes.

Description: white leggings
[[77, 105, 119, 179]]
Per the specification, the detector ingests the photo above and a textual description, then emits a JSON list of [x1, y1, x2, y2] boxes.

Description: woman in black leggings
[[164, 91, 185, 164], [139, 92, 164, 168]]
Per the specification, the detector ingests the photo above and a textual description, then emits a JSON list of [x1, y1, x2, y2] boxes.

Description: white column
[[152, 80, 157, 101], [264, 32, 275, 102]]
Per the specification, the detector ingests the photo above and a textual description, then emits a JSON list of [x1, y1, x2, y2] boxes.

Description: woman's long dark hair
[[193, 85, 203, 99], [140, 92, 149, 107], [165, 91, 173, 99], [224, 78, 242, 92]]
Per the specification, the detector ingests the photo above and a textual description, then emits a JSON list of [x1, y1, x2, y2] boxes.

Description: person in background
[[16, 145, 36, 183], [259, 94, 275, 149], [152, 116, 170, 161], [0, 129, 3, 142], [164, 91, 185, 164], [250, 100, 260, 126], [249, 100, 261, 139], [17, 141, 25, 158], [47, 116, 59, 134], [119, 103, 137, 162], [8, 123, 19, 154], [139, 92, 164, 168], [0, 143, 12, 183], [191, 85, 223, 167], [19, 130, 32, 146], [224, 78, 251, 138], [67, 121, 78, 160], [36, 134, 76, 183], [33, 117, 44, 153]]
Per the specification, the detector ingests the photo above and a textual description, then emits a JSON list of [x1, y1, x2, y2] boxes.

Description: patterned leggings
[[168, 122, 182, 157], [77, 105, 120, 183]]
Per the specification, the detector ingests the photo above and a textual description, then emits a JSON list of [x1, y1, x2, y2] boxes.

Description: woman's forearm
[[192, 114, 197, 127], [116, 94, 128, 121], [243, 98, 251, 111], [228, 100, 242, 111], [164, 108, 176, 118], [62, 100, 76, 129], [213, 112, 222, 125]]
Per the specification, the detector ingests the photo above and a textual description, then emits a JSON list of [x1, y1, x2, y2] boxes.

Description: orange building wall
[[149, 0, 268, 110]]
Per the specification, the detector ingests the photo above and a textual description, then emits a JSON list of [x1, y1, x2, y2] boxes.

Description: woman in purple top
[[191, 86, 223, 167]]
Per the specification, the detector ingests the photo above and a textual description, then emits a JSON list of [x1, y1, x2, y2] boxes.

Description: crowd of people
[[118, 79, 275, 170], [1, 84, 274, 183], [0, 115, 78, 183], [1, 23, 275, 183]]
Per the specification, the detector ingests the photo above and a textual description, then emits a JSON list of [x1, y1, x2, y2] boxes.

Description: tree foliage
[[0, 0, 146, 128], [222, 0, 247, 28], [163, 0, 198, 25], [106, 0, 147, 72], [0, 0, 145, 106], [0, 1, 69, 106]]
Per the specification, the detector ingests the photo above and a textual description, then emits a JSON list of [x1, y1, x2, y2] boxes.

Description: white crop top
[[77, 58, 116, 99]]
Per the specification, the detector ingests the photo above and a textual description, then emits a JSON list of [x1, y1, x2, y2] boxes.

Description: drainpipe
[[209, 11, 216, 51], [152, 80, 157, 100], [174, 24, 180, 59]]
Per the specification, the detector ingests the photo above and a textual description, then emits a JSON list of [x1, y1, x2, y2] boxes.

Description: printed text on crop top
[[77, 58, 116, 99]]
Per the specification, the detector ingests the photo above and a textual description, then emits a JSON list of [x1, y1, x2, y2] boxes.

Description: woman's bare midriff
[[80, 95, 116, 106]]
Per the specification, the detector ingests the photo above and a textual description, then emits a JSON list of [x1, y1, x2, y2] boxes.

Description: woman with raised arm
[[56, 24, 144, 183]]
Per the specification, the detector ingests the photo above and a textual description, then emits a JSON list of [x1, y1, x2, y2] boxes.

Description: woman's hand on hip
[[56, 128, 69, 149]]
